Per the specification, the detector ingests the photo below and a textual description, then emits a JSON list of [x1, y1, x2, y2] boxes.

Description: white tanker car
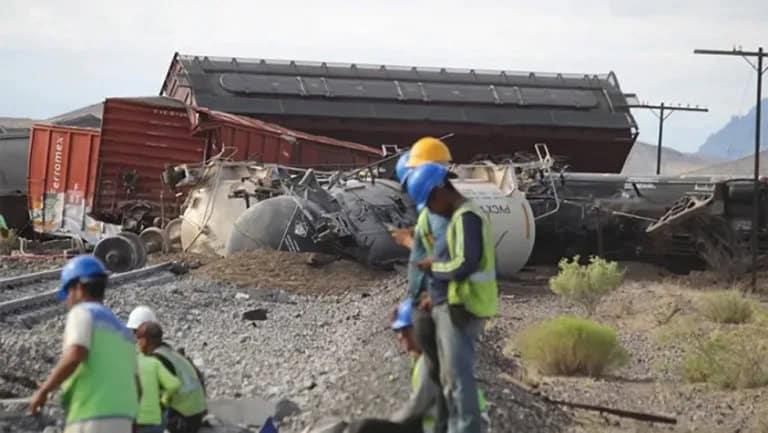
[[172, 153, 546, 278]]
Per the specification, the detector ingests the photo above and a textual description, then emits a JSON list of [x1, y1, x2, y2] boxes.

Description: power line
[[694, 46, 767, 293], [627, 103, 708, 175]]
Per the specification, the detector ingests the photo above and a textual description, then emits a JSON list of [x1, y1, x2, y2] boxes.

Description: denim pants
[[413, 306, 449, 433], [432, 304, 484, 433]]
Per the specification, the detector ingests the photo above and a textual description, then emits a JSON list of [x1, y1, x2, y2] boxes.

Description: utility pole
[[628, 102, 708, 175], [694, 46, 767, 292]]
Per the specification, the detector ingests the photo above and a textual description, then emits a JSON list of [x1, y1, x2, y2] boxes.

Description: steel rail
[[0, 262, 173, 318], [0, 269, 62, 289]]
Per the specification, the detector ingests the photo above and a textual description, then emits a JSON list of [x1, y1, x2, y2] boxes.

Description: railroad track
[[0, 262, 174, 322]]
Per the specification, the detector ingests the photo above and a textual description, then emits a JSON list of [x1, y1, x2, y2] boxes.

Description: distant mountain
[[0, 117, 38, 131], [621, 141, 721, 175], [697, 99, 768, 159], [686, 150, 768, 176]]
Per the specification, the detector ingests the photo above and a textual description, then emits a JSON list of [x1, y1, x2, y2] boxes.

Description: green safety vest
[[411, 356, 487, 429], [432, 201, 498, 318], [60, 303, 139, 425], [415, 209, 435, 255], [137, 354, 181, 425], [153, 346, 207, 416]]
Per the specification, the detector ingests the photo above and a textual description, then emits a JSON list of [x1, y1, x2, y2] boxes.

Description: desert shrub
[[549, 255, 625, 315], [698, 291, 753, 324], [682, 329, 768, 389], [515, 316, 629, 377]]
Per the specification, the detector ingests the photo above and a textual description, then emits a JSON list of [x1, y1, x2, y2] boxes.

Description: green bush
[[682, 329, 768, 389], [515, 316, 629, 377], [698, 291, 753, 324], [549, 255, 625, 315]]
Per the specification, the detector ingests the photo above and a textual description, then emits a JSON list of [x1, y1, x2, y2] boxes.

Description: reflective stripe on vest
[[153, 346, 207, 416], [435, 201, 498, 318]]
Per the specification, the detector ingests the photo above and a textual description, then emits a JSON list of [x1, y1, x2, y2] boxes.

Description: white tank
[[178, 161, 279, 256], [453, 180, 535, 278], [450, 163, 536, 278]]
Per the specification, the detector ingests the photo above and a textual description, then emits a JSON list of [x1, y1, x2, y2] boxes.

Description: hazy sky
[[1, 0, 766, 152]]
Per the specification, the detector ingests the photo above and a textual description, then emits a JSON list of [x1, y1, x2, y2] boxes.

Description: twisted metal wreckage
[[133, 144, 767, 279]]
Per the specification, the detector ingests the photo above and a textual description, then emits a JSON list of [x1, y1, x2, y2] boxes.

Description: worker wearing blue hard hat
[[389, 300, 490, 433], [30, 255, 140, 433], [406, 162, 498, 433], [389, 138, 454, 432]]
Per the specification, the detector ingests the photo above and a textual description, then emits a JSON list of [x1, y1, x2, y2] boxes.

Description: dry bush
[[549, 256, 625, 315], [515, 316, 629, 377], [682, 328, 768, 390], [698, 291, 753, 324]]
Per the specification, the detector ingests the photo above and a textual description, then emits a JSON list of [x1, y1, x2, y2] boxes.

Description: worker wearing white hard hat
[[127, 306, 158, 331]]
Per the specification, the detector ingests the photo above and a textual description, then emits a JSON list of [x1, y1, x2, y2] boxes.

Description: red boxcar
[[191, 107, 382, 168], [27, 97, 381, 242]]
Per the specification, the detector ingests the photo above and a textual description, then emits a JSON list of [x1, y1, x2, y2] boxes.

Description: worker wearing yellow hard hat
[[390, 136, 453, 433], [405, 137, 452, 168]]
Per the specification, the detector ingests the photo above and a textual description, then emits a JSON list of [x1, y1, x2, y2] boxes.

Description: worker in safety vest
[[389, 300, 490, 433], [127, 305, 158, 332], [135, 322, 182, 433], [408, 163, 498, 433], [151, 328, 208, 433], [390, 137, 453, 433], [127, 307, 208, 433], [30, 255, 140, 433]]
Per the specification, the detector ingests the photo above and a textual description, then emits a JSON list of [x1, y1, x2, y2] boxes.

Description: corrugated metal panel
[[27, 125, 101, 235], [192, 107, 382, 168], [26, 98, 381, 240], [96, 97, 205, 219]]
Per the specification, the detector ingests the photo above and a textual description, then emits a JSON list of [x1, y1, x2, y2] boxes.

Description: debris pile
[[195, 250, 392, 295]]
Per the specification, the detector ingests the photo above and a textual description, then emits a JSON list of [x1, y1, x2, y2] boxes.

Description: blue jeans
[[433, 304, 484, 433]]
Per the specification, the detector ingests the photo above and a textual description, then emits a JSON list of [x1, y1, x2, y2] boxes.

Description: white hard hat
[[126, 305, 158, 330]]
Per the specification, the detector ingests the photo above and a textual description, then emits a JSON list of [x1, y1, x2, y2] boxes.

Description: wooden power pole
[[694, 46, 767, 292]]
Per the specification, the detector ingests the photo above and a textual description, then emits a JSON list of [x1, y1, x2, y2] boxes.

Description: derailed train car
[[170, 149, 547, 277], [168, 146, 768, 278], [26, 98, 382, 250]]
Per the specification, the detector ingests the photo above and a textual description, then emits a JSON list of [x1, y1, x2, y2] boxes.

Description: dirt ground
[[5, 248, 768, 433], [190, 250, 393, 295], [491, 262, 768, 433]]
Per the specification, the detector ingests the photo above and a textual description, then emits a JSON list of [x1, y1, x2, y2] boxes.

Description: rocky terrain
[[0, 253, 565, 433], [2, 254, 768, 433]]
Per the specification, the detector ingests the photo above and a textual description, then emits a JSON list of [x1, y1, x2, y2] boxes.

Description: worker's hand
[[29, 388, 48, 415], [389, 227, 414, 249], [418, 296, 433, 312], [415, 258, 433, 272]]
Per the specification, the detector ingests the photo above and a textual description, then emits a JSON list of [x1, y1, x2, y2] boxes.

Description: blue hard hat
[[58, 255, 108, 301], [391, 299, 414, 331], [395, 151, 412, 185], [406, 162, 449, 211]]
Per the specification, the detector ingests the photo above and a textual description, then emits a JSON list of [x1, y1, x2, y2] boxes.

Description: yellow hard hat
[[405, 137, 452, 168]]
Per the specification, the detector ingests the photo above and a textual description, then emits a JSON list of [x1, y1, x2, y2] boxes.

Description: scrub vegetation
[[514, 316, 629, 377], [698, 290, 754, 324], [549, 256, 625, 316]]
